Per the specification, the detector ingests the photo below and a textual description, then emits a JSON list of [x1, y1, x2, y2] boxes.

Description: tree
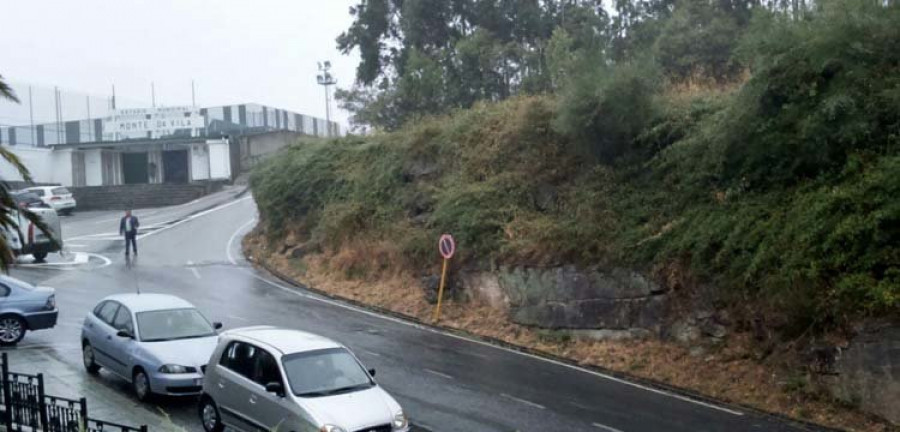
[[0, 73, 51, 270], [654, 0, 744, 82], [335, 0, 610, 130]]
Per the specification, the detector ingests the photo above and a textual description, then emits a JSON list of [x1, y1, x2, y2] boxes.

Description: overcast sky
[[0, 0, 360, 126]]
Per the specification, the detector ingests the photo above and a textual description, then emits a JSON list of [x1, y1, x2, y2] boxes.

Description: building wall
[[51, 149, 75, 186], [236, 131, 304, 172], [208, 140, 231, 180], [70, 182, 224, 210], [84, 149, 103, 186], [0, 146, 55, 184], [191, 143, 210, 181]]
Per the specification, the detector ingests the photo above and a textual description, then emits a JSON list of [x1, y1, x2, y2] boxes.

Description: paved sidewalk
[[1, 345, 183, 429]]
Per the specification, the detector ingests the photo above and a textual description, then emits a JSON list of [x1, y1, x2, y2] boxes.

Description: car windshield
[[282, 347, 373, 397], [136, 308, 215, 342]]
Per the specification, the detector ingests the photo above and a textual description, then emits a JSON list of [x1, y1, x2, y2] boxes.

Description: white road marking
[[227, 315, 251, 322], [68, 196, 252, 243], [218, 199, 744, 417], [593, 423, 625, 432], [569, 401, 593, 411], [187, 261, 202, 279], [65, 244, 88, 248], [227, 218, 257, 265], [139, 196, 252, 241], [500, 393, 546, 410], [16, 252, 111, 270], [424, 368, 453, 380], [362, 350, 382, 357]]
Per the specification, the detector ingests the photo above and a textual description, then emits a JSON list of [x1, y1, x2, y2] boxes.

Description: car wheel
[[82, 342, 101, 374], [0, 315, 26, 346], [33, 252, 48, 262], [199, 396, 224, 432], [133, 368, 152, 401]]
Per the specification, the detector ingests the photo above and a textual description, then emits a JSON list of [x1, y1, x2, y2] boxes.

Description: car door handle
[[217, 382, 225, 389], [249, 394, 257, 404], [106, 335, 112, 340]]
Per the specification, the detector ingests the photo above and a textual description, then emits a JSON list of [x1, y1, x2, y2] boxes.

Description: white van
[[0, 206, 63, 262]]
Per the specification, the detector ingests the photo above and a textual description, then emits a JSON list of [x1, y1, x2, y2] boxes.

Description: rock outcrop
[[823, 323, 900, 426]]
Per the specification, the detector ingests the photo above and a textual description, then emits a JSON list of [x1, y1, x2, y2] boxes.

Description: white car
[[199, 326, 409, 432], [23, 186, 76, 215]]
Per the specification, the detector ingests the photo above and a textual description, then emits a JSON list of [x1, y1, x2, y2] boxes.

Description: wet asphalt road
[[5, 189, 816, 432]]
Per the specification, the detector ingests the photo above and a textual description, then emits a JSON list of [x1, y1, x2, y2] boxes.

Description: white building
[[0, 103, 339, 187], [0, 137, 231, 187]]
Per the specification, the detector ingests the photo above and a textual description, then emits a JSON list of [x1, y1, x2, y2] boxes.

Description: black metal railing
[[0, 353, 148, 432]]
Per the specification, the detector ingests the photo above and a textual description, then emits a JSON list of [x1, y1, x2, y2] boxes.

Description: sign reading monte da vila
[[104, 106, 205, 139]]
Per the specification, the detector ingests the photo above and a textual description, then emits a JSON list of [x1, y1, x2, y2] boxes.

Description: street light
[[317, 61, 337, 137]]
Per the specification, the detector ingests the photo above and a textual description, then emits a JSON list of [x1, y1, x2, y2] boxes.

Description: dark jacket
[[119, 216, 139, 236]]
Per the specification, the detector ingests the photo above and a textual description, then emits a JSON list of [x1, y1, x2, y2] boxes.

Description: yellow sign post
[[432, 234, 456, 322]]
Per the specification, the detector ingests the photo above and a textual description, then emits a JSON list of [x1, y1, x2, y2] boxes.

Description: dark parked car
[[11, 191, 50, 209], [0, 275, 58, 345]]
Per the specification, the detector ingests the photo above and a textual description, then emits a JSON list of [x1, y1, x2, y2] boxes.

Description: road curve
[[8, 191, 814, 432]]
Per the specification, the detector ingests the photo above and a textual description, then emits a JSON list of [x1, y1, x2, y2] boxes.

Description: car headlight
[[158, 364, 197, 374], [319, 426, 346, 432], [392, 411, 408, 430]]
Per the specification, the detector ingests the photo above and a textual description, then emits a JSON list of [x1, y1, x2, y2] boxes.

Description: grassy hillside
[[252, 1, 899, 335]]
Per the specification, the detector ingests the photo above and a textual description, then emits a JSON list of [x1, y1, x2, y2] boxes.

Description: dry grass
[[245, 234, 895, 432]]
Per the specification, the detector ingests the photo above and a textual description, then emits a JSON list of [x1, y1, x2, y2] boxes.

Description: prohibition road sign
[[439, 234, 456, 259]]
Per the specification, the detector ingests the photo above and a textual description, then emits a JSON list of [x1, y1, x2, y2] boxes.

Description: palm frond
[[0, 74, 19, 103]]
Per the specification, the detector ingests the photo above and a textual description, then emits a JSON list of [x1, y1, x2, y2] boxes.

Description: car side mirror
[[265, 382, 285, 397], [213, 322, 223, 330], [116, 329, 134, 339], [368, 368, 376, 377]]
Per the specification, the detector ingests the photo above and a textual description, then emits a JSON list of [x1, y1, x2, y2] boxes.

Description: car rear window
[[51, 187, 70, 195]]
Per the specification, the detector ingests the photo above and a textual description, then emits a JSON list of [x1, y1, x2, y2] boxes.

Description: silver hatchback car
[[199, 326, 409, 432], [81, 293, 221, 401]]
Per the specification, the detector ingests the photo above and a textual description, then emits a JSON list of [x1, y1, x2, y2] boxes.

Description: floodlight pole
[[317, 61, 337, 137]]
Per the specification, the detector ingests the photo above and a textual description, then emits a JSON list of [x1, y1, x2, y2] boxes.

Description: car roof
[[225, 326, 342, 355], [0, 275, 35, 291], [101, 293, 196, 313], [24, 186, 53, 191]]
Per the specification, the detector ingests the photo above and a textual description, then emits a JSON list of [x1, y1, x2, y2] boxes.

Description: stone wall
[[70, 182, 224, 210], [496, 266, 669, 332], [824, 323, 900, 426], [448, 265, 899, 425]]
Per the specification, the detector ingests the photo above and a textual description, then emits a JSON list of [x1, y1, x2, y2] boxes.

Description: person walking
[[120, 210, 139, 257]]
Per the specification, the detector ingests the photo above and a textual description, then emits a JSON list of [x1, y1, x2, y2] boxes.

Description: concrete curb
[[249, 256, 844, 432]]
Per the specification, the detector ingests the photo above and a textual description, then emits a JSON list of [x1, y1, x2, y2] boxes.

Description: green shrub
[[554, 58, 661, 164]]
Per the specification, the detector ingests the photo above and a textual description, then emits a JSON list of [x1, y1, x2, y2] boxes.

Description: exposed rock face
[[459, 272, 508, 311], [420, 274, 463, 305], [495, 266, 668, 332], [825, 324, 900, 426]]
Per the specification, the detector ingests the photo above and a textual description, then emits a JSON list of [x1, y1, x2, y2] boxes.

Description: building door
[[162, 150, 189, 183], [122, 152, 149, 184]]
